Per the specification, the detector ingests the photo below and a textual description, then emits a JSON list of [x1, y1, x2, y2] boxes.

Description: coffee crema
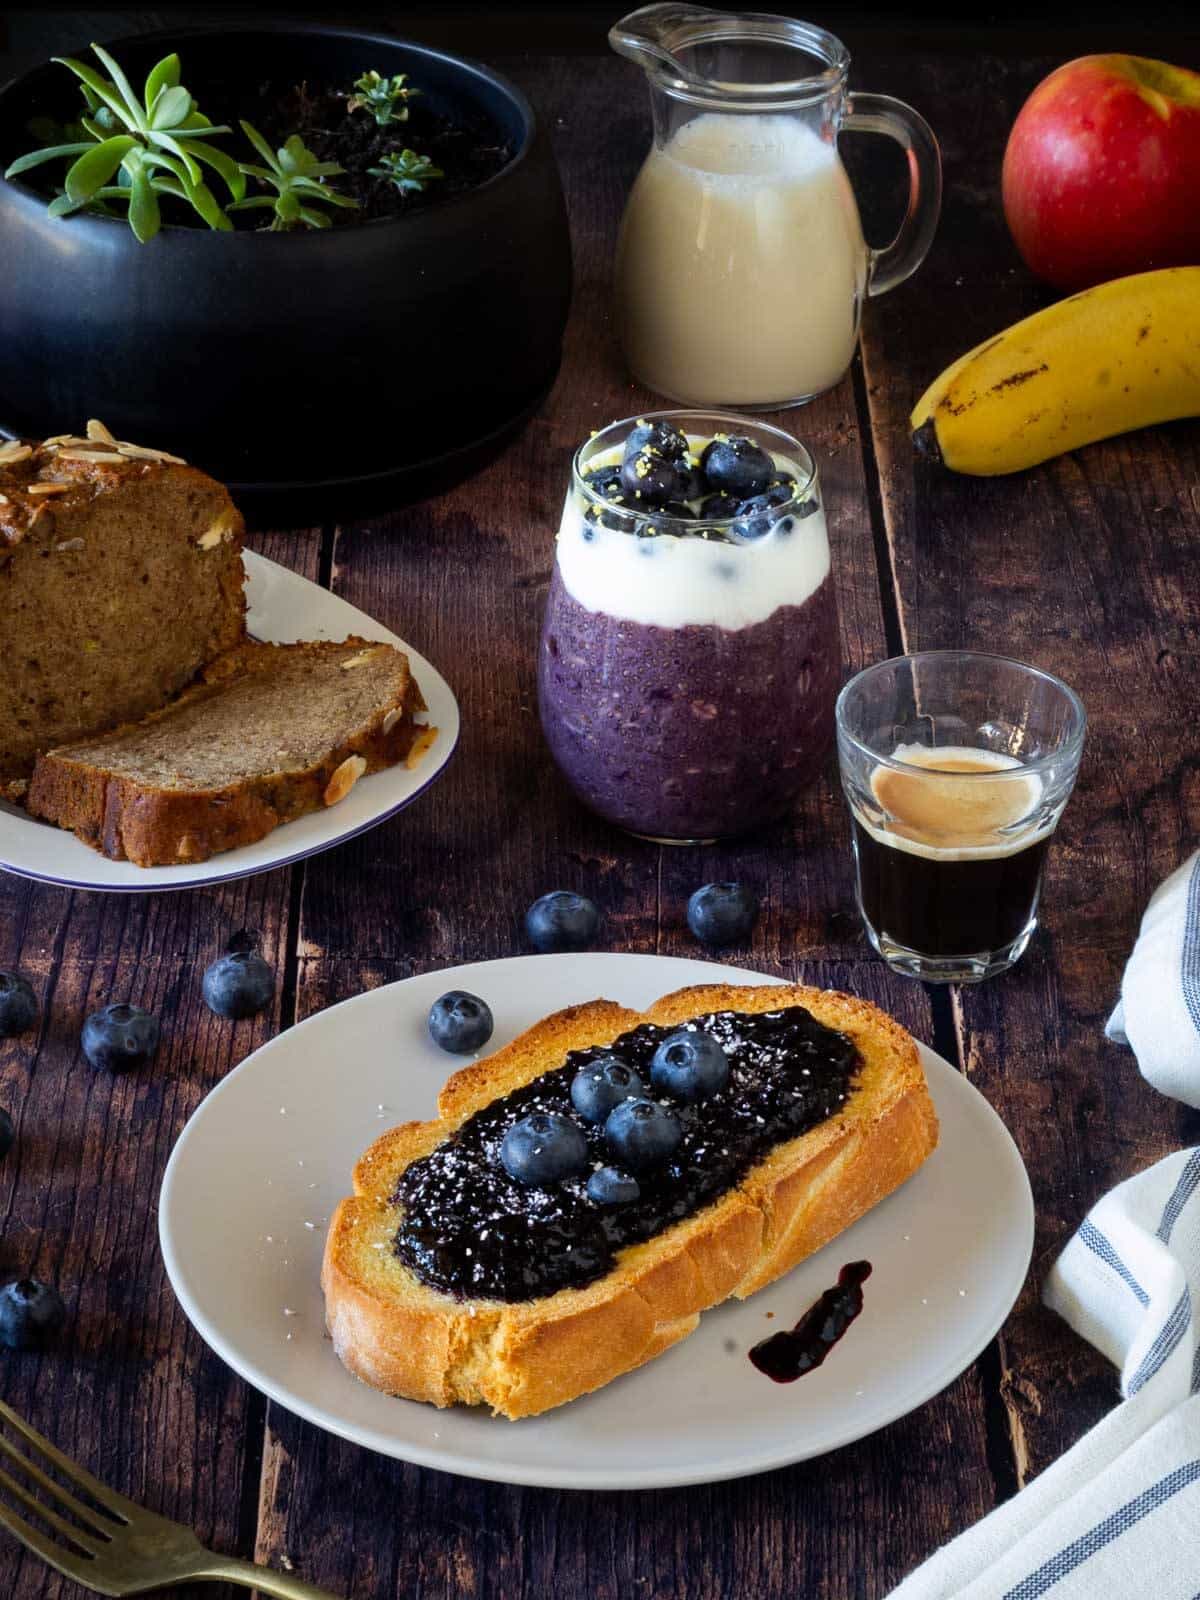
[[851, 745, 1051, 958]]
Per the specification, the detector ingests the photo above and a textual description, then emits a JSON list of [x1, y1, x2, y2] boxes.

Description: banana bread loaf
[[0, 424, 245, 800], [27, 638, 433, 866]]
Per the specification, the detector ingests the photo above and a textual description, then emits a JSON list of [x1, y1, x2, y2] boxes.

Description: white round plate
[[160, 954, 1033, 1490], [0, 551, 458, 892]]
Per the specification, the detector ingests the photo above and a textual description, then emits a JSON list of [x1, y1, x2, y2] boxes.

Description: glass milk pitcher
[[611, 4, 941, 408]]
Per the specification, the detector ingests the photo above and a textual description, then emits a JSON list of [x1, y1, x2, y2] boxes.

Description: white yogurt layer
[[855, 744, 1052, 862], [555, 445, 830, 630]]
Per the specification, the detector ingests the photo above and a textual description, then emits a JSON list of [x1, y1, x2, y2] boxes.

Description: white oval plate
[[0, 551, 458, 892], [160, 954, 1033, 1490]]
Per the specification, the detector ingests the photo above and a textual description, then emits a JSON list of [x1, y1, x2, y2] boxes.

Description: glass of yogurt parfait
[[538, 409, 840, 843]]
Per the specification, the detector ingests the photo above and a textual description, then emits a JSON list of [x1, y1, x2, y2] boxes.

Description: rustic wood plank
[[0, 529, 320, 1599], [251, 53, 1001, 1600], [857, 48, 1200, 1496]]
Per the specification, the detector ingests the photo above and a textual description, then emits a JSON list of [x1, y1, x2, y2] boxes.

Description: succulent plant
[[347, 70, 420, 126], [368, 147, 444, 196], [228, 123, 358, 231], [3, 45, 244, 242]]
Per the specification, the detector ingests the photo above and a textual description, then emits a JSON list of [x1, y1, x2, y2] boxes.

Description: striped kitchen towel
[[891, 851, 1200, 1599], [1107, 850, 1200, 1109]]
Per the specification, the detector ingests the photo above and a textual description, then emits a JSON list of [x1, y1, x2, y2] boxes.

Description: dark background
[[4, 4, 1200, 78]]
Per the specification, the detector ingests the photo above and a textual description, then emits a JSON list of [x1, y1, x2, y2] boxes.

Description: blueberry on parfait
[[701, 434, 775, 499], [620, 449, 689, 505], [583, 463, 624, 500], [623, 418, 689, 463], [699, 491, 740, 521]]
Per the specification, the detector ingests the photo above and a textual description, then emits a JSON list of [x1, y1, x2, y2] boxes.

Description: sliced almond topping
[[381, 706, 402, 735], [57, 448, 126, 465], [0, 442, 33, 466], [0, 493, 9, 506], [324, 754, 367, 806], [54, 538, 85, 552], [340, 649, 379, 670], [86, 418, 117, 445], [116, 440, 186, 464], [406, 726, 438, 769], [195, 508, 237, 550], [27, 482, 70, 496]]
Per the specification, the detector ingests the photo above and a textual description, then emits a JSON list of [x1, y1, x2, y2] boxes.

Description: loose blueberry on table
[[0, 1278, 66, 1350], [81, 1004, 161, 1073], [525, 891, 601, 953], [687, 882, 760, 947], [0, 971, 37, 1039], [428, 991, 494, 1054], [202, 950, 275, 1020], [501, 1111, 590, 1186]]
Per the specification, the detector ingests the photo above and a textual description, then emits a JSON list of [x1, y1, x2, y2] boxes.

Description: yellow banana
[[910, 266, 1200, 474]]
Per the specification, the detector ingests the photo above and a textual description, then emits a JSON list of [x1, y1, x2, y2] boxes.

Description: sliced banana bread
[[0, 425, 245, 800], [26, 638, 433, 867]]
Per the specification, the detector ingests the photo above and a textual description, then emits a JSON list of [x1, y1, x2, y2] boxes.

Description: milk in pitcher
[[615, 113, 868, 407]]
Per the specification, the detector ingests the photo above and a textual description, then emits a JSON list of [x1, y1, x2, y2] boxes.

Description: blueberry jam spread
[[392, 1005, 860, 1302], [748, 1260, 872, 1382]]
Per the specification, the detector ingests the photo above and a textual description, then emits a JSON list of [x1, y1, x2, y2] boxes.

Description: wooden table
[[2, 13, 1198, 1598]]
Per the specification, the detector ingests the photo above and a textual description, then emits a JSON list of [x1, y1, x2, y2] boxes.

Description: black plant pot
[[0, 25, 572, 520]]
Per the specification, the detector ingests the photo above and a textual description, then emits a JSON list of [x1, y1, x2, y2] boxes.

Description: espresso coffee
[[850, 746, 1050, 958]]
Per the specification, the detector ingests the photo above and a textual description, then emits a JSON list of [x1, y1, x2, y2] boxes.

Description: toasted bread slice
[[323, 983, 938, 1419], [26, 638, 433, 866]]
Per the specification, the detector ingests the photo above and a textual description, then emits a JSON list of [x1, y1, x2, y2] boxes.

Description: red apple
[[1002, 54, 1200, 291]]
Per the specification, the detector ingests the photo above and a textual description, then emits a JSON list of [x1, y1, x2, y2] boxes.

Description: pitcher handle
[[843, 92, 942, 298]]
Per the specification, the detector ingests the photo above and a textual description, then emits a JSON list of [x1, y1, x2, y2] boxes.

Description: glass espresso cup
[[835, 652, 1086, 983]]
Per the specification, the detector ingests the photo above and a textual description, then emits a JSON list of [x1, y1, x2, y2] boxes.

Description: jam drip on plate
[[749, 1260, 873, 1382], [393, 1005, 860, 1302]]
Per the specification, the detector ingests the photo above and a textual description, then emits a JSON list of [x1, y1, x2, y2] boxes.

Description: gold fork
[[0, 1398, 339, 1597]]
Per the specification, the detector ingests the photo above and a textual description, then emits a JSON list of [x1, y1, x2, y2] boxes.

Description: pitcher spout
[[609, 5, 850, 107], [608, 5, 724, 84]]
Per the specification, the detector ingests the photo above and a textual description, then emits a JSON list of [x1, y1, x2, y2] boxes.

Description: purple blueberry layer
[[537, 570, 841, 840]]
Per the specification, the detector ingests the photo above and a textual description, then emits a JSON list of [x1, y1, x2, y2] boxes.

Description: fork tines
[[0, 1399, 127, 1577]]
